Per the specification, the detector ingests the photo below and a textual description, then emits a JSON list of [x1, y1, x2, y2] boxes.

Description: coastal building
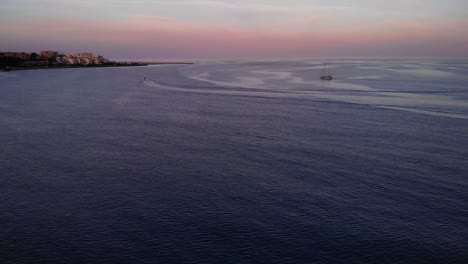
[[2, 50, 113, 68], [40, 50, 59, 60], [54, 53, 105, 65], [73, 53, 101, 65]]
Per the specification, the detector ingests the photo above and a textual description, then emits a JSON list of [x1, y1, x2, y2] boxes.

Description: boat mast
[[323, 63, 329, 76], [320, 62, 332, 80]]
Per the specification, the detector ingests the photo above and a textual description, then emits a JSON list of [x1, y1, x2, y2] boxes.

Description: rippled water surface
[[1, 59, 467, 263]]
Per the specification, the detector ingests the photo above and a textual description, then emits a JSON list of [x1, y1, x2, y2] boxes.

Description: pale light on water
[[165, 59, 468, 119]]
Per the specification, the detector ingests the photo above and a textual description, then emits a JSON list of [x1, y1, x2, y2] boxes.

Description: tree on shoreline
[[30, 52, 38, 61]]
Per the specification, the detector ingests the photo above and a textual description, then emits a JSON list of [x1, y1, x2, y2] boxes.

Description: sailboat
[[320, 63, 333, 80]]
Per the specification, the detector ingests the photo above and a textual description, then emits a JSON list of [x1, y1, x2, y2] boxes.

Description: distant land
[[0, 50, 193, 71]]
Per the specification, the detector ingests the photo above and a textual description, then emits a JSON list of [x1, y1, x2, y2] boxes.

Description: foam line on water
[[0, 72, 15, 79], [189, 72, 265, 89], [141, 78, 310, 99], [380, 106, 468, 120]]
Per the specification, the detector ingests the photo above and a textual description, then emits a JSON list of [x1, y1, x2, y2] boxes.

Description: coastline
[[1, 62, 194, 72]]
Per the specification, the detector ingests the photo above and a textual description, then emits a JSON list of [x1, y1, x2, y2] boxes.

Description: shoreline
[[1, 62, 194, 72]]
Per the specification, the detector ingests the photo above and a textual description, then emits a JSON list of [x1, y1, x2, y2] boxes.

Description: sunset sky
[[1, 0, 467, 59]]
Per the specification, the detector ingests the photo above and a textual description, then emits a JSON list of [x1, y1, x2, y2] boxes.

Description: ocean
[[1, 59, 467, 263]]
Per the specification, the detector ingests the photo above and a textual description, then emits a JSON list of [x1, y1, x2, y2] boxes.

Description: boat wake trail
[[139, 60, 468, 120], [140, 77, 312, 100]]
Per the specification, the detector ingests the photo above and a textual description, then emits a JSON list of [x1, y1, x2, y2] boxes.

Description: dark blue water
[[1, 60, 467, 263]]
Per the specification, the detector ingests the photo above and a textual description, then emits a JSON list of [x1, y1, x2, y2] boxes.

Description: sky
[[1, 0, 467, 59]]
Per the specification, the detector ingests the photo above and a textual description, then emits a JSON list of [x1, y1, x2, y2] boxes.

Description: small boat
[[320, 63, 332, 80]]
